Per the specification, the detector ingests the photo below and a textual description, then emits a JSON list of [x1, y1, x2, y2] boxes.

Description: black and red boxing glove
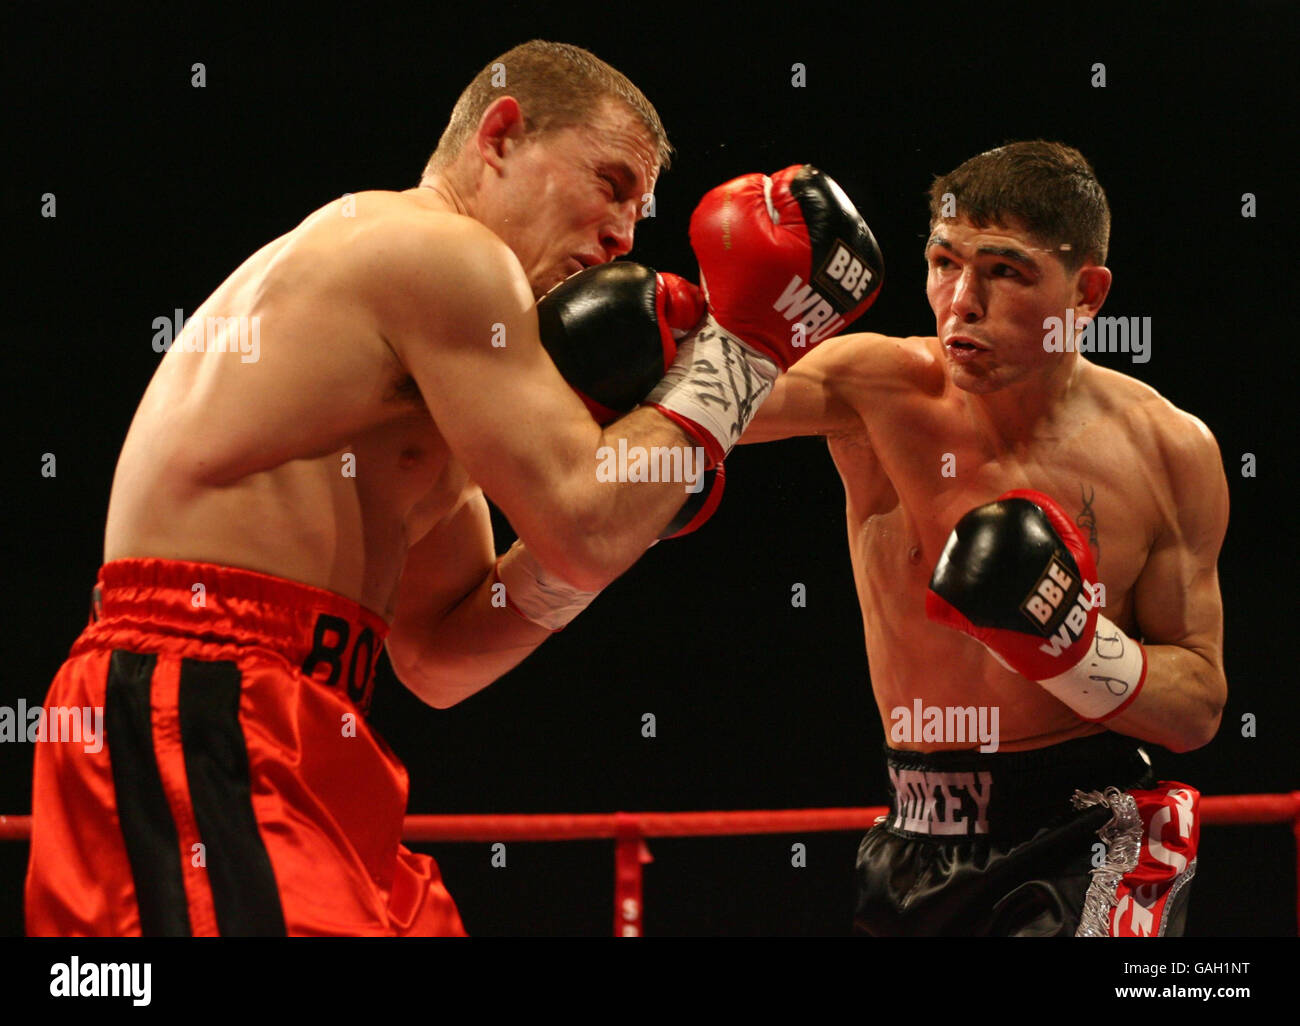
[[536, 262, 724, 539], [925, 489, 1146, 722], [692, 164, 883, 369], [648, 165, 883, 463]]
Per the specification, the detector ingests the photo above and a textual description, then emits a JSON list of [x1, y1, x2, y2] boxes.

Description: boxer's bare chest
[[359, 377, 470, 539], [833, 384, 1163, 635]]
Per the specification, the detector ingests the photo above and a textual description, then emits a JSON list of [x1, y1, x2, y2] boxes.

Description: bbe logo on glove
[[767, 169, 884, 348], [1021, 553, 1080, 628], [1021, 555, 1075, 629], [814, 239, 880, 306], [773, 238, 880, 346], [1020, 553, 1094, 658]]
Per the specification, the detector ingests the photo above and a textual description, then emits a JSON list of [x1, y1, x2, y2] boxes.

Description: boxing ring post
[[4, 792, 1298, 935]]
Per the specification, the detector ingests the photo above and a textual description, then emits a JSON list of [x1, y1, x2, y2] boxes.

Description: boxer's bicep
[[1134, 532, 1224, 667], [387, 488, 495, 677], [379, 224, 601, 537], [418, 298, 596, 505], [1132, 419, 1229, 676]]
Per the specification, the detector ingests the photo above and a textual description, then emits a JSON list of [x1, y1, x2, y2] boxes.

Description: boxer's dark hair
[[423, 40, 671, 177], [927, 141, 1109, 271]]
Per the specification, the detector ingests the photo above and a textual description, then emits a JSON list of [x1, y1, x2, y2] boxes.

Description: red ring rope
[[3, 792, 1297, 935]]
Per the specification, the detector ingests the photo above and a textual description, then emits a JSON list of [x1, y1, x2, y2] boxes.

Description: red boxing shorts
[[25, 558, 466, 937], [1071, 782, 1200, 937]]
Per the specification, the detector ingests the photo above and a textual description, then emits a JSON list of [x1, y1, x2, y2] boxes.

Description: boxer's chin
[[953, 374, 991, 395], [535, 266, 569, 300], [947, 362, 1003, 395], [531, 277, 557, 301]]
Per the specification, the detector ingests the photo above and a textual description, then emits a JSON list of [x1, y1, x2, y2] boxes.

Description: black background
[[2, 0, 1295, 940]]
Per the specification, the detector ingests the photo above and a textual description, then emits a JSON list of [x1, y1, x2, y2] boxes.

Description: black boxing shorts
[[854, 732, 1199, 937]]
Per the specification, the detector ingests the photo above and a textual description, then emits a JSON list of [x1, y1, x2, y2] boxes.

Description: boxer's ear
[[1072, 263, 1112, 322], [476, 96, 526, 169]]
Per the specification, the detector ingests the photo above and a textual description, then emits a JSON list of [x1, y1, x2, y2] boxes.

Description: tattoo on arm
[[1077, 483, 1100, 562]]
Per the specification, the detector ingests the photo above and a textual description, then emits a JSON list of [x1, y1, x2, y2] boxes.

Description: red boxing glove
[[648, 166, 883, 465], [693, 164, 883, 370], [925, 489, 1146, 722], [658, 271, 707, 343]]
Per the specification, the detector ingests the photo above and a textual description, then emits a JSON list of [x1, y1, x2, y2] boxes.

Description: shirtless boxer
[[25, 40, 881, 936], [743, 141, 1228, 936]]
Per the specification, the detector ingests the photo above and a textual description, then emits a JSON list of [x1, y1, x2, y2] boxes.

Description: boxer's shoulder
[[1149, 405, 1226, 518], [1080, 364, 1225, 528], [346, 196, 513, 278], [287, 191, 518, 288], [303, 193, 533, 343], [1083, 362, 1220, 465]]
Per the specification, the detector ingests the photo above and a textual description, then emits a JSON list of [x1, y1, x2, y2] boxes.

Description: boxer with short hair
[[25, 39, 874, 936], [743, 141, 1227, 936]]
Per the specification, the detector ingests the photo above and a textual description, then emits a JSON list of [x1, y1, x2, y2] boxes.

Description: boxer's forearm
[[737, 385, 801, 444], [736, 364, 835, 445], [390, 570, 552, 709], [529, 406, 697, 592], [1100, 645, 1226, 753]]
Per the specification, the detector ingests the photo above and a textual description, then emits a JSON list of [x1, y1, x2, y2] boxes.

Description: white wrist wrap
[[1039, 613, 1147, 722], [645, 315, 778, 457], [494, 541, 599, 632]]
